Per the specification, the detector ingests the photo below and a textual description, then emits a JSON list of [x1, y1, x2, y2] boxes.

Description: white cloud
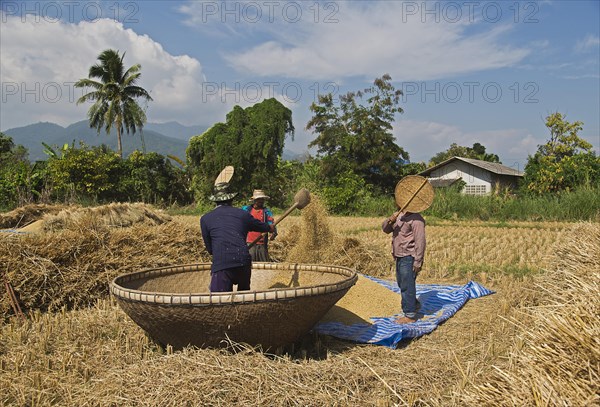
[[394, 119, 541, 170], [0, 16, 243, 130], [0, 14, 305, 132], [212, 2, 529, 81], [575, 34, 600, 53]]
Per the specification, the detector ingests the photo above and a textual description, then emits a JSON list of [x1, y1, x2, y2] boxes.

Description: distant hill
[[3, 120, 305, 162], [143, 122, 208, 141], [3, 120, 193, 161]]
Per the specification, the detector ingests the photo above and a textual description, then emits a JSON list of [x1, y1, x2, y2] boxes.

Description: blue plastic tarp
[[314, 275, 494, 348]]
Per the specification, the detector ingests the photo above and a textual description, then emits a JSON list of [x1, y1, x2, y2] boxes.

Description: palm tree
[[75, 49, 153, 158]]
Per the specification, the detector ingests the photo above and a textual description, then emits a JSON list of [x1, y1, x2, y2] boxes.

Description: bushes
[[1, 143, 192, 211], [422, 186, 600, 222], [119, 151, 191, 204]]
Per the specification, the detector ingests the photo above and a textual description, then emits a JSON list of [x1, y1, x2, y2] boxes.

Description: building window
[[464, 185, 487, 195]]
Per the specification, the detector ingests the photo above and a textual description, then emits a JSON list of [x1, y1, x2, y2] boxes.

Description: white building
[[419, 156, 524, 195]]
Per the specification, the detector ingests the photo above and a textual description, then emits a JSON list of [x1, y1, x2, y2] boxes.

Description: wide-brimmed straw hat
[[250, 189, 270, 200], [209, 182, 238, 202]]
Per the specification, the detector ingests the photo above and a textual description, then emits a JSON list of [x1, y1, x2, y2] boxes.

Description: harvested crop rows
[[1, 203, 597, 406]]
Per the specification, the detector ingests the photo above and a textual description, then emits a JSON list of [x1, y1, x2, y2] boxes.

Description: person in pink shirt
[[382, 210, 426, 324]]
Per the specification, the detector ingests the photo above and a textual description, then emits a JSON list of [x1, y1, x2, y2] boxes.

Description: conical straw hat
[[394, 175, 434, 213]]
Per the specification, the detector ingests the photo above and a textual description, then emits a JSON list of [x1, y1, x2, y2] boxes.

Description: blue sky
[[1, 0, 599, 169]]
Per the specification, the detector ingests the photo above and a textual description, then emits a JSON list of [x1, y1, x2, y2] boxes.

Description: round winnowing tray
[[214, 166, 234, 185], [394, 175, 434, 213]]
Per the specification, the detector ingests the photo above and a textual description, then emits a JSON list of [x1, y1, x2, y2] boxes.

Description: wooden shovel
[[248, 188, 311, 249]]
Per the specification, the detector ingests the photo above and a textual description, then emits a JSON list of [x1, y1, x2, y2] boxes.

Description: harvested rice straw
[[0, 203, 70, 229], [283, 196, 391, 277], [42, 203, 171, 232], [458, 222, 600, 406], [286, 196, 333, 264], [0, 219, 207, 319]]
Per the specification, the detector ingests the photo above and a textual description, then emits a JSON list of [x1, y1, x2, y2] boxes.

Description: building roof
[[419, 156, 524, 177]]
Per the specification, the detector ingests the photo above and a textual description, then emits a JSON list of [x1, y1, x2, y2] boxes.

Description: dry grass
[[1, 200, 593, 406]]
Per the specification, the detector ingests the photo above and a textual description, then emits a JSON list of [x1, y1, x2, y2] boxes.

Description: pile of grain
[[459, 222, 600, 405], [320, 275, 401, 325], [0, 203, 70, 229], [274, 196, 400, 325], [1, 213, 207, 319]]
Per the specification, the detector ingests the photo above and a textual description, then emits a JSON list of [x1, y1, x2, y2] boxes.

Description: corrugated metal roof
[[419, 156, 524, 177]]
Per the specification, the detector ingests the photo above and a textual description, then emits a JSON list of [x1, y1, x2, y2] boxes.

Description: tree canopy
[[0, 133, 33, 209], [75, 49, 153, 158], [187, 98, 294, 205], [523, 112, 600, 194], [429, 142, 500, 166], [306, 74, 408, 194]]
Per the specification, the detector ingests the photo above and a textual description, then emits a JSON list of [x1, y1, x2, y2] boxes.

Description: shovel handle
[[248, 202, 299, 249]]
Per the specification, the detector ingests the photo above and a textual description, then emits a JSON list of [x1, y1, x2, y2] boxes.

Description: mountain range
[[1, 120, 207, 161], [2, 121, 303, 162]]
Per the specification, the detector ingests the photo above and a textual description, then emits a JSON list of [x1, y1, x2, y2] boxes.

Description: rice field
[[1, 204, 597, 406]]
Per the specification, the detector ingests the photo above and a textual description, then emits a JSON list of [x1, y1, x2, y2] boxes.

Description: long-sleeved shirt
[[381, 212, 426, 267], [200, 205, 271, 273]]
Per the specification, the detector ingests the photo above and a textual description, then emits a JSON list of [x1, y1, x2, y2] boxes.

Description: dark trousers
[[210, 264, 252, 292], [395, 255, 417, 318], [249, 244, 269, 262]]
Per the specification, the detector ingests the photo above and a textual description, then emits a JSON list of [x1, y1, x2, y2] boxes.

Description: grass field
[[1, 205, 597, 406]]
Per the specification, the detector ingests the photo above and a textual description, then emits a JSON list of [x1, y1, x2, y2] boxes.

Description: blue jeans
[[395, 256, 417, 319]]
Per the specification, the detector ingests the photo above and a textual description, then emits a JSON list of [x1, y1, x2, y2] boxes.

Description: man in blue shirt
[[200, 182, 274, 292]]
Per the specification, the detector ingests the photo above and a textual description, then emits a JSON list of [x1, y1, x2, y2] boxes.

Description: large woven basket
[[110, 263, 357, 350]]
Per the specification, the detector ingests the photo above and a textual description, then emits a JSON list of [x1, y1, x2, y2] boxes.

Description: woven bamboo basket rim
[[110, 262, 357, 306], [394, 174, 434, 213]]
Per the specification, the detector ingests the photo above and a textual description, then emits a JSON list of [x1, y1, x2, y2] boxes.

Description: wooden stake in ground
[[3, 267, 25, 321]]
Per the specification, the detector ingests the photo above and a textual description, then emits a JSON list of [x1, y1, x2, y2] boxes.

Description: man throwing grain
[[382, 210, 426, 324], [242, 189, 277, 262], [201, 182, 275, 292]]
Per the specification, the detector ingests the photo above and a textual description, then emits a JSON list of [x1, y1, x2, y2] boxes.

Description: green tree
[[306, 74, 408, 194], [187, 98, 294, 205], [0, 133, 36, 209], [429, 142, 500, 166], [75, 49, 153, 158], [523, 112, 600, 194], [399, 161, 427, 178], [121, 150, 191, 205], [45, 143, 124, 202]]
